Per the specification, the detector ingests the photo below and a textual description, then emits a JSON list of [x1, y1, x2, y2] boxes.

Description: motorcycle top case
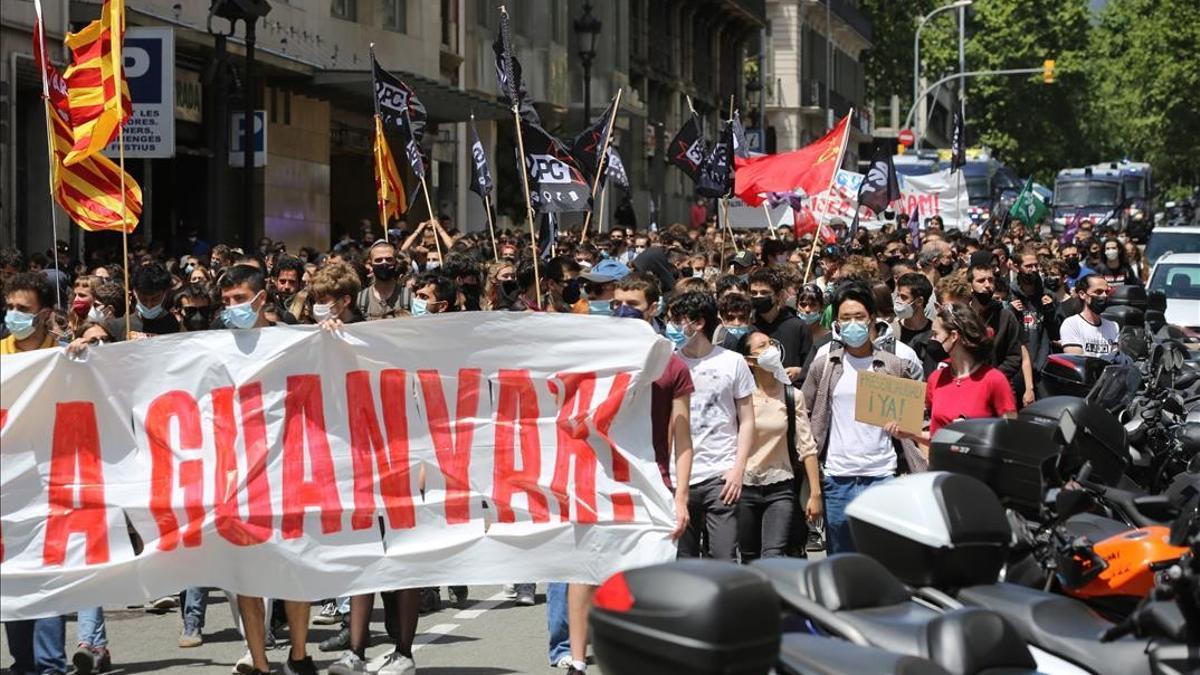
[[1108, 284, 1148, 310], [845, 472, 1011, 589], [590, 560, 781, 675], [1018, 396, 1130, 486], [928, 417, 1059, 518], [1040, 353, 1108, 398]]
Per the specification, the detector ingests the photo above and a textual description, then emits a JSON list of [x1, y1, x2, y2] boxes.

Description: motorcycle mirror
[[1168, 496, 1199, 548], [1055, 489, 1092, 521], [1056, 409, 1078, 446]]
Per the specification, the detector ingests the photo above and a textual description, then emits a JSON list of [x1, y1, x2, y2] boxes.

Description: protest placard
[[854, 370, 925, 435]]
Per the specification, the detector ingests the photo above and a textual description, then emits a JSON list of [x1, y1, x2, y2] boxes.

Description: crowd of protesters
[[1, 206, 1142, 675]]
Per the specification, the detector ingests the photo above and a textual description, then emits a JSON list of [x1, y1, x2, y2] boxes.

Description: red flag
[[734, 113, 852, 207]]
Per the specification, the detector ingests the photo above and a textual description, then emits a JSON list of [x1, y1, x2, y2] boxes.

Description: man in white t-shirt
[[666, 291, 756, 560], [1060, 274, 1120, 357]]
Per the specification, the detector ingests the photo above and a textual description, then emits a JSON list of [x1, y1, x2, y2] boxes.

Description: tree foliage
[[1087, 0, 1200, 191]]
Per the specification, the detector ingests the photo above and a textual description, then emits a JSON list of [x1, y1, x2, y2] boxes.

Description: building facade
[[760, 0, 872, 171], [2, 0, 771, 254]]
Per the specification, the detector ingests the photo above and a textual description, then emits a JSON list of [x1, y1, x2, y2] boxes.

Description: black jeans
[[736, 479, 795, 561], [677, 475, 739, 560]]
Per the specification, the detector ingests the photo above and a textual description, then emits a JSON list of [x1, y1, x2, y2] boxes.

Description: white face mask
[[86, 304, 106, 322], [1105, 249, 1119, 261], [312, 302, 335, 323], [894, 298, 915, 320], [755, 345, 791, 384]]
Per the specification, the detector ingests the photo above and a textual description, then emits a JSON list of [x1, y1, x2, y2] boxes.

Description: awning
[[312, 70, 510, 122]]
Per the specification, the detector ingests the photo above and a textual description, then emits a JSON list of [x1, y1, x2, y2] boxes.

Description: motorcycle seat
[[1061, 512, 1132, 541], [778, 634, 952, 675], [958, 582, 1153, 674]]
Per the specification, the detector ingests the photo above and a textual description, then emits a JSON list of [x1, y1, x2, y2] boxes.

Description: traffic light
[[1043, 59, 1056, 84]]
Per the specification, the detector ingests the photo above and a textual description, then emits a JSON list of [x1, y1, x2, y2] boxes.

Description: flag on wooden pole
[[34, 7, 140, 232], [61, 0, 131, 165], [373, 116, 407, 228]]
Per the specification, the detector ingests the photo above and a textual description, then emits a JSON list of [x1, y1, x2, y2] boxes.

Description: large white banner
[[805, 169, 970, 230], [0, 314, 676, 620]]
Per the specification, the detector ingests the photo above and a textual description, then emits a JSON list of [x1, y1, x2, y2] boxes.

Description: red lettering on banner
[[492, 369, 549, 523], [345, 370, 415, 530], [590, 373, 635, 522], [43, 402, 110, 566], [145, 391, 205, 550], [418, 369, 481, 524], [548, 373, 599, 523], [281, 375, 343, 538], [213, 384, 274, 546]]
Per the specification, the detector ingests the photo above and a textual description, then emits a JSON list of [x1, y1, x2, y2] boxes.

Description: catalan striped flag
[[61, 0, 131, 165], [34, 3, 141, 232], [373, 116, 407, 228]]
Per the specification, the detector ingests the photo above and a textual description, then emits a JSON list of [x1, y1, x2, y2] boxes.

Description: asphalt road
[[1, 585, 570, 675]]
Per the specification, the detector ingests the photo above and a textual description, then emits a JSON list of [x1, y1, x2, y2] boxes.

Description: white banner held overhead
[[801, 169, 969, 230], [0, 314, 677, 620]]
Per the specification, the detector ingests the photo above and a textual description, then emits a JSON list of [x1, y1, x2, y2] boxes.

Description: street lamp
[[574, 1, 601, 125], [209, 0, 271, 249], [912, 0, 970, 133]]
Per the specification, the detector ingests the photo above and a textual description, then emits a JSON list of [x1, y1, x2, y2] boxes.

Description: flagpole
[[369, 43, 387, 241], [482, 194, 499, 261], [762, 202, 777, 239], [802, 235, 819, 285], [501, 6, 541, 303], [580, 88, 622, 242], [597, 180, 609, 234], [33, 4, 62, 310], [111, 1, 132, 337], [721, 95, 739, 253], [418, 175, 444, 260]]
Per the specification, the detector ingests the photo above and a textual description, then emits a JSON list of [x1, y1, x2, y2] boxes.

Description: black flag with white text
[[468, 116, 493, 198], [667, 115, 706, 180], [520, 120, 591, 213]]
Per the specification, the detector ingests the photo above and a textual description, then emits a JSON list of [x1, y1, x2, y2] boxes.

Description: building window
[[384, 0, 407, 33], [331, 0, 356, 21]]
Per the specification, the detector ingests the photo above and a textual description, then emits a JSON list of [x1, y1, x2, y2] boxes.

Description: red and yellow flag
[[61, 0, 131, 165], [34, 8, 140, 232], [373, 116, 407, 228]]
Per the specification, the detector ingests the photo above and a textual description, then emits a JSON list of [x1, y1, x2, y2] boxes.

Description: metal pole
[[242, 18, 257, 250], [903, 67, 1042, 142], [913, 2, 971, 139], [958, 5, 966, 105], [583, 61, 591, 126], [825, 0, 831, 130]]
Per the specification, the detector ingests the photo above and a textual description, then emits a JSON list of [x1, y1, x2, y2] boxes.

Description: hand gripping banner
[[0, 314, 676, 619]]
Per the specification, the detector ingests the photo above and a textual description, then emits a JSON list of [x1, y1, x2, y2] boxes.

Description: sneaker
[[515, 584, 536, 606], [282, 655, 318, 675], [72, 644, 96, 675], [448, 585, 469, 607], [328, 651, 368, 675], [502, 584, 517, 599], [418, 587, 441, 614], [233, 651, 255, 674], [147, 595, 179, 612], [566, 667, 586, 675], [377, 650, 416, 675], [179, 618, 203, 648], [318, 625, 351, 652], [805, 528, 826, 553], [554, 654, 575, 669], [313, 601, 341, 625]]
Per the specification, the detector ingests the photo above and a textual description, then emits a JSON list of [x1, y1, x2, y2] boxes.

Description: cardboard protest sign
[[0, 314, 676, 620], [854, 370, 925, 435]]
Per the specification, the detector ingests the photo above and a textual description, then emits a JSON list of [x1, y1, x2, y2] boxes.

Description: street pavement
[[1, 585, 569, 675]]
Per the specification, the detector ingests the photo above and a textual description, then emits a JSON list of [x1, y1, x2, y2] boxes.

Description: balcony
[[812, 0, 872, 43], [725, 0, 767, 25]]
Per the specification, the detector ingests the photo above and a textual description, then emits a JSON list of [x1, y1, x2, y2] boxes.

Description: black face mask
[[926, 338, 949, 362], [1064, 257, 1081, 276], [500, 280, 520, 297], [1088, 296, 1108, 313], [751, 295, 775, 315], [1043, 277, 1062, 292], [973, 290, 994, 307], [937, 262, 955, 276], [1017, 271, 1041, 288], [372, 263, 398, 281], [182, 307, 213, 331]]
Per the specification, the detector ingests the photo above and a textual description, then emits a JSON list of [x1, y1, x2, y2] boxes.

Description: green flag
[[1009, 177, 1047, 229]]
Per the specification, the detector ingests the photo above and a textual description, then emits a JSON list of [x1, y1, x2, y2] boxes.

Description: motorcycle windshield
[[1086, 362, 1142, 412]]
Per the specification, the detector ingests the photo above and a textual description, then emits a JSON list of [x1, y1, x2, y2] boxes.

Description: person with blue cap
[[574, 259, 631, 316]]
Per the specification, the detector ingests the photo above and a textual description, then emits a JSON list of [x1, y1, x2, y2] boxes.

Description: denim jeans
[[822, 474, 891, 554], [677, 475, 739, 560], [76, 607, 107, 648], [736, 479, 795, 561], [181, 587, 208, 629], [5, 615, 67, 675], [545, 582, 570, 664]]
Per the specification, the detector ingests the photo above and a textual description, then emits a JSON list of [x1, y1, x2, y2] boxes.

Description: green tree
[[1088, 0, 1200, 192]]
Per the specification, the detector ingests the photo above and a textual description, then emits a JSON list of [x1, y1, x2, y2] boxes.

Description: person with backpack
[[734, 331, 821, 561]]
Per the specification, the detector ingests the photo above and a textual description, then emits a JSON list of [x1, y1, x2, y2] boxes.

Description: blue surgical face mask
[[411, 297, 429, 317], [138, 300, 165, 320], [588, 300, 613, 316], [798, 310, 822, 325], [223, 292, 262, 329], [838, 319, 870, 348], [613, 304, 644, 320], [4, 309, 38, 340], [724, 324, 750, 340], [665, 323, 688, 349]]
